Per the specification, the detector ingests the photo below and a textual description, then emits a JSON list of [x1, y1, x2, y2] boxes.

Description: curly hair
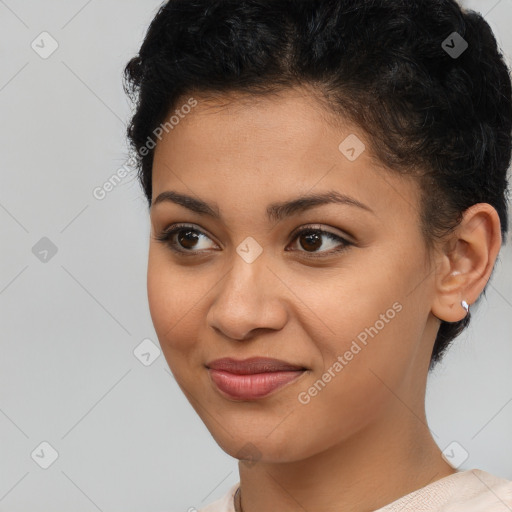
[[123, 0, 512, 370]]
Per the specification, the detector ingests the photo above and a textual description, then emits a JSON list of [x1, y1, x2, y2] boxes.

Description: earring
[[461, 300, 469, 314]]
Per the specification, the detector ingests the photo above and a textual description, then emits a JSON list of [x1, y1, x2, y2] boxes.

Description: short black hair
[[123, 0, 512, 370]]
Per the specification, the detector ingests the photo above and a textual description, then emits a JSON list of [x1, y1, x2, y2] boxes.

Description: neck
[[237, 404, 456, 512]]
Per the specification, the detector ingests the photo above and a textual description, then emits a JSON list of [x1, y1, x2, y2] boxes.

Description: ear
[[431, 203, 502, 323]]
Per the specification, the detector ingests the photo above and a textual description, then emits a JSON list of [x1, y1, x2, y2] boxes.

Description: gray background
[[0, 1, 511, 511]]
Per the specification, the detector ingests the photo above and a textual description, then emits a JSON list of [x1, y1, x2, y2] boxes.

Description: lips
[[206, 357, 306, 374], [206, 357, 307, 400]]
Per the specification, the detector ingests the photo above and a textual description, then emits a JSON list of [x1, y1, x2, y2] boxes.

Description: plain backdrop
[[0, 1, 511, 511]]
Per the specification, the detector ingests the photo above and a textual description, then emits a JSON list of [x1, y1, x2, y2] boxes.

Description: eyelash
[[154, 223, 353, 259]]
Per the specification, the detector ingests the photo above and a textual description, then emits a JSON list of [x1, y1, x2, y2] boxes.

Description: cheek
[[147, 250, 176, 337], [146, 247, 213, 365], [147, 249, 195, 352], [303, 260, 419, 395], [289, 304, 414, 453], [299, 266, 403, 350]]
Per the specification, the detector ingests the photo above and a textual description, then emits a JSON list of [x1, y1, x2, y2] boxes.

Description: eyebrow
[[151, 190, 375, 222]]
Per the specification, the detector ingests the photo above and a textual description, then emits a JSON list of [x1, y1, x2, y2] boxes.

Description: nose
[[207, 252, 288, 341]]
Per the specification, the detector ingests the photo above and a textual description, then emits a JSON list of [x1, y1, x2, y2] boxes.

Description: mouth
[[205, 357, 308, 400]]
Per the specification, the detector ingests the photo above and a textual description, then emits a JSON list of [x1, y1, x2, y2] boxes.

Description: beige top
[[197, 469, 512, 512]]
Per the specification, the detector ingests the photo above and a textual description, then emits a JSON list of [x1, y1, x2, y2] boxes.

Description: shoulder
[[376, 469, 512, 512], [439, 469, 512, 511], [196, 483, 239, 512], [192, 472, 512, 512]]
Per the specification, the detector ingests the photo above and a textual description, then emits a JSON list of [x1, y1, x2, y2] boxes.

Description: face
[[148, 87, 438, 463]]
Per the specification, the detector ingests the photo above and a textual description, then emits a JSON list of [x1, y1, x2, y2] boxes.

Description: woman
[[123, 0, 512, 510]]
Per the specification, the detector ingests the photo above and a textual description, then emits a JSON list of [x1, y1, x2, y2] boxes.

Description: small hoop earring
[[461, 300, 469, 314]]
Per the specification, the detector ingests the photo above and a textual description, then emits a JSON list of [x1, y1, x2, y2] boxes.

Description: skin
[[148, 86, 502, 512]]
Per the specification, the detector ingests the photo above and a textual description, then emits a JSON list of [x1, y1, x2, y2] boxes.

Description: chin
[[202, 419, 321, 465]]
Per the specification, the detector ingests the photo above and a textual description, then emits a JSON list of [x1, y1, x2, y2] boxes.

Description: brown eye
[[177, 229, 201, 250], [287, 226, 352, 257], [298, 231, 323, 252], [154, 224, 218, 254], [155, 223, 352, 258]]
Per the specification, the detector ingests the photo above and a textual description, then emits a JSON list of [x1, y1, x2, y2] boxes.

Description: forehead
[[151, 87, 421, 224]]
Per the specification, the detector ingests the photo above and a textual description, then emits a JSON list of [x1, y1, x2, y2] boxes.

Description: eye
[[154, 224, 218, 255], [154, 223, 353, 258], [286, 225, 352, 257]]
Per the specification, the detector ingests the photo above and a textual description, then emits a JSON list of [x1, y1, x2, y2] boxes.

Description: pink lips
[[206, 357, 307, 400]]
